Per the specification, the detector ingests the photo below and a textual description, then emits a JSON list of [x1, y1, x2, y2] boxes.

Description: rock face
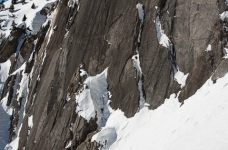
[[1, 0, 228, 149]]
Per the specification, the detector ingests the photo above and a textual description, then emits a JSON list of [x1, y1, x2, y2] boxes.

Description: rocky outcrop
[[1, 0, 228, 149]]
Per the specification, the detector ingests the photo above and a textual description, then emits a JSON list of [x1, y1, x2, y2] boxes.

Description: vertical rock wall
[[0, 0, 228, 149]]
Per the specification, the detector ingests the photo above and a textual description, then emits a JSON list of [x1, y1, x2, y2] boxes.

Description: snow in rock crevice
[[65, 140, 72, 149], [132, 53, 146, 109], [28, 115, 33, 129], [154, 7, 188, 88], [136, 3, 144, 23], [132, 3, 146, 110], [154, 7, 170, 48]]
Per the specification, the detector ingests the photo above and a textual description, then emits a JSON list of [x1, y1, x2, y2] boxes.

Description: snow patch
[[154, 15, 170, 48], [205, 44, 212, 52], [65, 141, 72, 149], [174, 71, 189, 88], [223, 47, 228, 59], [108, 91, 112, 99], [75, 0, 79, 11], [132, 53, 146, 109], [136, 3, 144, 23], [28, 115, 33, 128], [106, 40, 111, 45], [132, 3, 146, 110], [69, 0, 79, 11], [76, 68, 110, 127], [66, 93, 71, 101], [220, 11, 228, 21], [79, 67, 88, 77], [64, 29, 69, 38], [0, 60, 11, 95]]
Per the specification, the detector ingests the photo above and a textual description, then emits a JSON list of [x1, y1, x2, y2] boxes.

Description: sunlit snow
[[136, 3, 144, 23], [4, 63, 29, 150], [76, 68, 110, 127], [28, 115, 33, 128], [0, 60, 11, 95], [224, 48, 228, 59], [133, 3, 146, 110], [220, 11, 228, 21], [154, 7, 170, 48], [174, 70, 189, 88], [0, 0, 57, 37], [93, 73, 228, 150], [65, 140, 72, 149], [205, 44, 212, 52]]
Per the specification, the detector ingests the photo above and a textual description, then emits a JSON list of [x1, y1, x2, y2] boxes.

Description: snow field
[[92, 73, 228, 150], [0, 0, 57, 37]]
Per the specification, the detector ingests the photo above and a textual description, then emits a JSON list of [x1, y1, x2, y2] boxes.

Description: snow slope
[[0, 59, 11, 95], [0, 0, 57, 37], [0, 60, 11, 150], [92, 73, 228, 150], [4, 63, 30, 150], [0, 104, 10, 150], [76, 67, 110, 127]]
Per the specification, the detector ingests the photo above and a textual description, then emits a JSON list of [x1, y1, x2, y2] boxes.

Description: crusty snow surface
[[92, 73, 228, 150]]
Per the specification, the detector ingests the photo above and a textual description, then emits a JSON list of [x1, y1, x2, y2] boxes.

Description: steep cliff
[[1, 0, 228, 149]]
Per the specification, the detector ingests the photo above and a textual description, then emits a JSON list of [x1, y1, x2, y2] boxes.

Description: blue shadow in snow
[[0, 0, 8, 3]]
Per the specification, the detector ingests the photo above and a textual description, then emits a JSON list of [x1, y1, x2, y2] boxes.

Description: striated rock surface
[[1, 0, 228, 149]]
